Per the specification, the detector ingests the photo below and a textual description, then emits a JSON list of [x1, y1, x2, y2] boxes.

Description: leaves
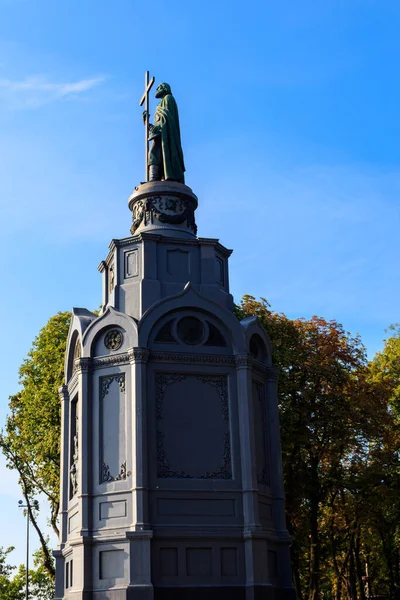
[[237, 296, 400, 600], [0, 547, 54, 600], [0, 312, 70, 579]]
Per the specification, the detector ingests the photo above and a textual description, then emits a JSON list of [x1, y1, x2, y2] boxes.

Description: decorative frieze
[[93, 353, 130, 369], [234, 354, 254, 368], [130, 195, 197, 236], [75, 357, 92, 373], [150, 351, 235, 366], [129, 347, 150, 364]]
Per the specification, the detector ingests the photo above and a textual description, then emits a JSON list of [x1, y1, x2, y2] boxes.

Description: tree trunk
[[354, 528, 366, 600], [20, 473, 55, 579], [348, 548, 357, 600], [308, 456, 320, 600], [290, 538, 303, 600]]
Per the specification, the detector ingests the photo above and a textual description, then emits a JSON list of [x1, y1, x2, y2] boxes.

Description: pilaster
[[129, 347, 150, 530], [235, 354, 260, 531], [58, 384, 70, 546]]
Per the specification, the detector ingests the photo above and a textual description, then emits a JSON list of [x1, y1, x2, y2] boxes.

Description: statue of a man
[[143, 83, 185, 184]]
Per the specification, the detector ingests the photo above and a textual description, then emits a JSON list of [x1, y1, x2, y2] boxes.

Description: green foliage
[[1, 299, 400, 600], [0, 547, 54, 600], [0, 311, 71, 578], [237, 296, 400, 600]]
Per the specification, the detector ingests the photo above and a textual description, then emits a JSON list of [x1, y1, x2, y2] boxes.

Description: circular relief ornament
[[177, 317, 205, 345], [104, 329, 123, 351]]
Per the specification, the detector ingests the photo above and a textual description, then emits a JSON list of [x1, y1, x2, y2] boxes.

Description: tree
[[0, 312, 71, 578], [0, 546, 54, 600], [236, 296, 397, 600]]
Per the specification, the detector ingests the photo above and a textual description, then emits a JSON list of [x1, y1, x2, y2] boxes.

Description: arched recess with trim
[[82, 306, 139, 358]]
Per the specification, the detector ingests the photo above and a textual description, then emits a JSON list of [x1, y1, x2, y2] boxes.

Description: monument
[[54, 72, 294, 600]]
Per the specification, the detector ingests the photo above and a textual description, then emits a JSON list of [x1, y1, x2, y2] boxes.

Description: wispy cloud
[[0, 75, 105, 109]]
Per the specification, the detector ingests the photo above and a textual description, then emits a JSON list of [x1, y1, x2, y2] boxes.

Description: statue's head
[[155, 82, 171, 98]]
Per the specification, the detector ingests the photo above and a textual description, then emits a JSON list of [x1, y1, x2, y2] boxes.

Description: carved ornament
[[101, 461, 131, 483], [129, 347, 150, 364], [75, 358, 92, 373], [93, 353, 130, 368], [104, 329, 123, 351], [235, 354, 254, 368], [150, 351, 235, 366], [70, 412, 79, 496], [100, 374, 126, 400], [72, 340, 81, 374], [155, 373, 185, 420], [130, 195, 197, 235]]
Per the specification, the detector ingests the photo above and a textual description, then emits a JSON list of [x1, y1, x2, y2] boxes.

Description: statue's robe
[[148, 93, 185, 184]]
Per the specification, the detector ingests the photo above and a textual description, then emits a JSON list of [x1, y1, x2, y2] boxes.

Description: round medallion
[[104, 329, 123, 351], [177, 317, 204, 345]]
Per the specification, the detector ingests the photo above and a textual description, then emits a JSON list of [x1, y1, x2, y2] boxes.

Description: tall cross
[[139, 70, 155, 182]]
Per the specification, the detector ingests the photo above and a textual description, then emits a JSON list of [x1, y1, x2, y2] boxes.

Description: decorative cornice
[[93, 353, 130, 369], [58, 385, 69, 402], [98, 260, 107, 273], [235, 354, 254, 368], [129, 347, 150, 364], [68, 373, 79, 393], [98, 233, 232, 255], [75, 357, 92, 373], [149, 351, 235, 366]]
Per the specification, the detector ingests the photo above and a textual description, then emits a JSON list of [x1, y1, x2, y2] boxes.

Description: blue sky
[[1, 0, 400, 568]]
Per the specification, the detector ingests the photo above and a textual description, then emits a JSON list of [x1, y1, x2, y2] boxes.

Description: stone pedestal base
[[128, 181, 198, 238]]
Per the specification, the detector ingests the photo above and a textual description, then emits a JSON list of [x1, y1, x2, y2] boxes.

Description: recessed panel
[[157, 498, 236, 517], [186, 548, 212, 576], [100, 500, 127, 520], [125, 249, 138, 278], [100, 374, 128, 483], [160, 548, 178, 576], [68, 512, 79, 533], [99, 550, 124, 579], [156, 374, 231, 479], [221, 548, 238, 576]]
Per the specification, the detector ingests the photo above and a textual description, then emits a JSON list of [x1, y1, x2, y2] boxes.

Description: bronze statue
[[140, 74, 185, 184]]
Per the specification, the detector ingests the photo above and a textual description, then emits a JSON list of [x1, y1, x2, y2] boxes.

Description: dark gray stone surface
[[54, 182, 293, 599]]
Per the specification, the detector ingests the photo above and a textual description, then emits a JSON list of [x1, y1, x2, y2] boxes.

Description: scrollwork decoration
[[130, 196, 197, 235], [197, 375, 229, 423], [100, 374, 125, 400], [155, 373, 185, 420], [100, 461, 131, 483]]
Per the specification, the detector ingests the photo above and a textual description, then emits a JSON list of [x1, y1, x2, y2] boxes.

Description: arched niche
[[66, 330, 81, 382], [249, 333, 268, 365], [149, 309, 232, 354]]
